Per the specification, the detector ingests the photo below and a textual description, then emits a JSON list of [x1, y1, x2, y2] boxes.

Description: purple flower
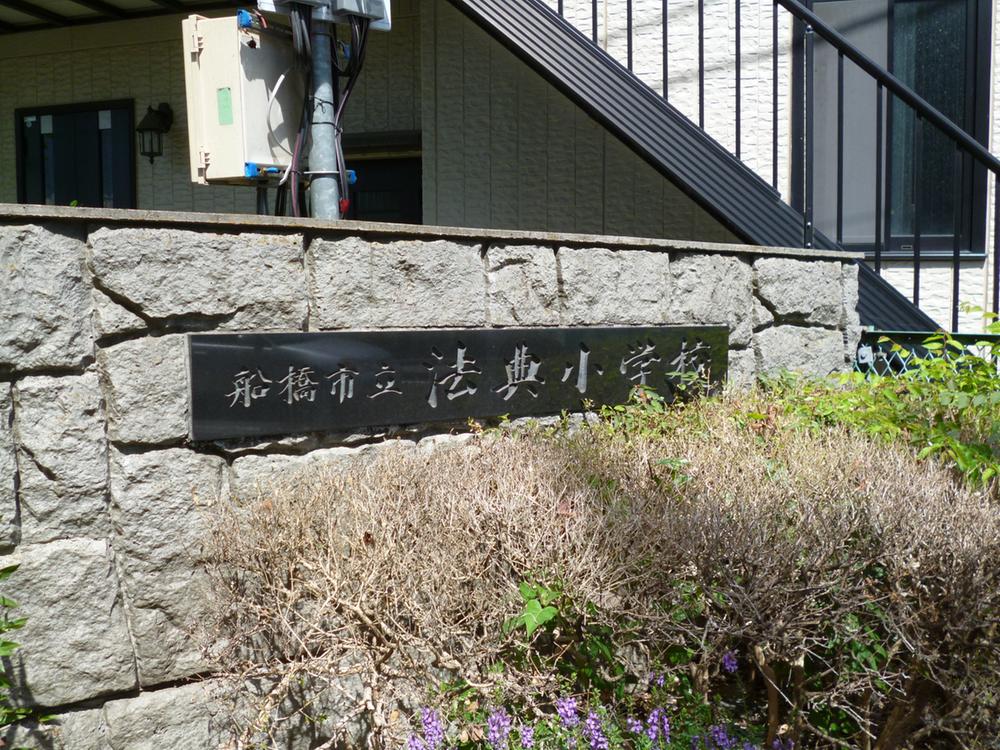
[[709, 725, 736, 749], [626, 716, 643, 734], [421, 708, 445, 750], [556, 697, 579, 729], [722, 650, 739, 674], [487, 708, 512, 750], [743, 743, 759, 750], [771, 739, 794, 750], [646, 708, 670, 745], [407, 736, 426, 750], [582, 712, 609, 750], [519, 723, 535, 749]]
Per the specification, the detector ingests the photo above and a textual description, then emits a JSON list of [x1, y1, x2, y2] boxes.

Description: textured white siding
[[539, 0, 795, 200], [421, 0, 738, 241]]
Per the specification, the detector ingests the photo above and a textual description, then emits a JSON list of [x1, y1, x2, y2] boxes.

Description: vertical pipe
[[804, 24, 814, 247], [627, 0, 633, 70], [875, 84, 884, 274], [913, 114, 922, 308], [309, 18, 340, 220], [592, 0, 598, 43], [772, 0, 779, 191], [836, 52, 844, 244], [662, 0, 668, 99], [735, 0, 741, 160], [698, 0, 705, 129], [558, 0, 563, 15], [952, 149, 963, 332]]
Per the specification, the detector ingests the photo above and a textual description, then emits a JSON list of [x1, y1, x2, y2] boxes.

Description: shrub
[[207, 395, 1000, 749], [771, 317, 1000, 490]]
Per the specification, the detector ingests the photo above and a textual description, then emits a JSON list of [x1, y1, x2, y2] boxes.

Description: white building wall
[[542, 0, 795, 201]]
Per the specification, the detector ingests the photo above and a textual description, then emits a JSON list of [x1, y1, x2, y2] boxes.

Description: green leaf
[[0, 566, 19, 583]]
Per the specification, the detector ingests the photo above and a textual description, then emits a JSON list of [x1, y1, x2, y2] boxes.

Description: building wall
[[0, 2, 421, 213], [0, 206, 859, 747], [420, 0, 739, 241]]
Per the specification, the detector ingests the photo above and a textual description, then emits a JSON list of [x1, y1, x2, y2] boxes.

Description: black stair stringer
[[445, 0, 840, 251], [446, 0, 940, 330]]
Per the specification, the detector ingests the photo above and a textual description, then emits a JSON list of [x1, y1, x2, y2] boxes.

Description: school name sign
[[187, 327, 728, 441]]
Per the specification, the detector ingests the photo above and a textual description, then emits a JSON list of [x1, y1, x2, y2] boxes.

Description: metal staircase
[[445, 0, 999, 333]]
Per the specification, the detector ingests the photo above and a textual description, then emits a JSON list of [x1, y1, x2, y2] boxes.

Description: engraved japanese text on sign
[[188, 327, 728, 441]]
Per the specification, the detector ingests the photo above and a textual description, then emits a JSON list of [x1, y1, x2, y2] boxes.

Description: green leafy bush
[[770, 314, 1000, 488]]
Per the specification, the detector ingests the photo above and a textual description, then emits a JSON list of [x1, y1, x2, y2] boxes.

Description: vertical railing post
[[627, 0, 633, 70], [952, 148, 963, 332], [662, 0, 668, 99], [994, 173, 999, 316], [836, 52, 844, 244], [735, 0, 741, 160], [772, 0, 779, 192], [698, 0, 705, 129], [913, 114, 922, 308], [591, 0, 597, 44], [874, 83, 884, 274], [804, 24, 814, 248]]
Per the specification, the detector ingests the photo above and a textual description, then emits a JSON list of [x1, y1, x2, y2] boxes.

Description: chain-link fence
[[854, 331, 1000, 377]]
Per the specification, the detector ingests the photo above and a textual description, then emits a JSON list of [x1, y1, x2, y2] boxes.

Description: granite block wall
[[0, 206, 859, 748]]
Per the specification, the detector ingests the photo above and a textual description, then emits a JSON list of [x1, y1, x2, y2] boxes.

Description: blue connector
[[236, 8, 254, 28], [347, 169, 358, 185], [244, 162, 260, 179]]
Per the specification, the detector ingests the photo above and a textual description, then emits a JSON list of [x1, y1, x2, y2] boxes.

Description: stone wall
[[0, 205, 859, 749]]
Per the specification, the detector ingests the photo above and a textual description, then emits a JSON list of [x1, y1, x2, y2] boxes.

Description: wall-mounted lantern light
[[136, 103, 174, 164]]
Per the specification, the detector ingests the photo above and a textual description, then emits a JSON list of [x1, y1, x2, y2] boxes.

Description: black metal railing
[[540, 0, 1000, 333]]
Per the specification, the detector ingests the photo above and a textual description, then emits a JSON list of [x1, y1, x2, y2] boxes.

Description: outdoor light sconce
[[136, 103, 174, 164]]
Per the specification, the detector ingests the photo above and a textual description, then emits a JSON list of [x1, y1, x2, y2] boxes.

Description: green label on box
[[216, 87, 233, 126]]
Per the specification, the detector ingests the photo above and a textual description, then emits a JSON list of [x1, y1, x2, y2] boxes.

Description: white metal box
[[182, 14, 305, 184]]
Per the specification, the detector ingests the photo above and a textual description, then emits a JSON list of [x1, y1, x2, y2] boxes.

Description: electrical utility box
[[182, 14, 305, 184]]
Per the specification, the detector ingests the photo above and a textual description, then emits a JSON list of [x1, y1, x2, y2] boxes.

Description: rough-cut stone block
[[13, 372, 109, 545], [109, 448, 226, 685], [92, 289, 146, 339], [0, 385, 16, 550], [558, 247, 670, 325], [754, 257, 843, 326], [755, 325, 847, 377], [99, 335, 187, 445], [89, 227, 307, 330], [841, 263, 863, 359], [310, 237, 486, 328], [0, 224, 93, 372], [727, 348, 756, 390], [230, 441, 417, 499], [486, 245, 559, 326], [5, 708, 110, 750], [7, 539, 136, 706], [668, 254, 752, 346], [103, 681, 224, 750], [752, 297, 774, 330]]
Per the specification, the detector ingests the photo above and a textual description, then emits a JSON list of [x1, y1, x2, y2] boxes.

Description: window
[[343, 131, 422, 224], [796, 0, 990, 254], [16, 100, 135, 209]]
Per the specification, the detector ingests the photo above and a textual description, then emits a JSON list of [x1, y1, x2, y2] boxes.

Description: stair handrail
[[775, 0, 1000, 174]]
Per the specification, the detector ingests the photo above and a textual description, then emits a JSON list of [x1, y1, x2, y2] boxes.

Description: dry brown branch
[[204, 395, 1000, 748]]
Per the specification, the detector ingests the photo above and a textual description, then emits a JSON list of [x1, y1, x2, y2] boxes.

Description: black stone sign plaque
[[188, 327, 728, 441]]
